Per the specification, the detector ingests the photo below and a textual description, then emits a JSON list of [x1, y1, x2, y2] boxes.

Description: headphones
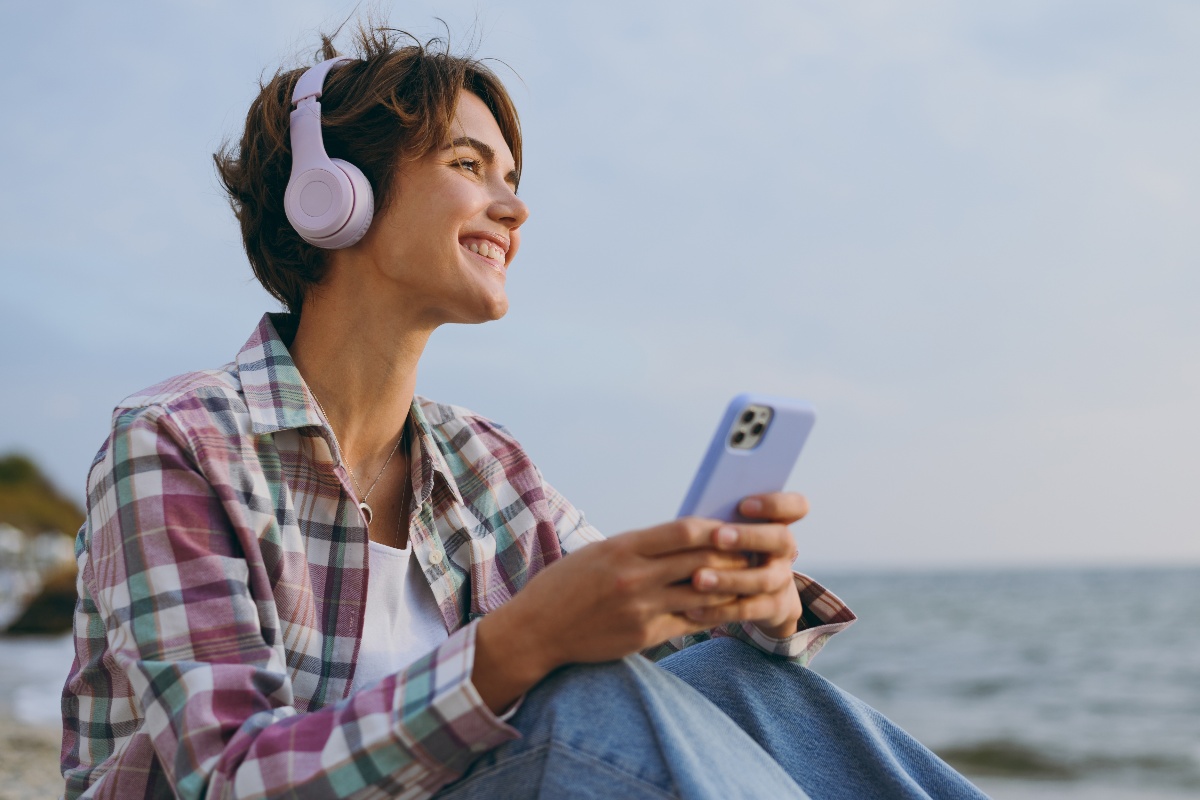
[[284, 56, 375, 249]]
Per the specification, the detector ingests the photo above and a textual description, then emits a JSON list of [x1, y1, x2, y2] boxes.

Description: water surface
[[810, 567, 1200, 798]]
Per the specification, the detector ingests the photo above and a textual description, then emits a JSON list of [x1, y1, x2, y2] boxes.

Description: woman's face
[[353, 91, 529, 326]]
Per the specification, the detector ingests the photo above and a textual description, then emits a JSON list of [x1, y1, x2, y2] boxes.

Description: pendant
[[360, 502, 373, 525]]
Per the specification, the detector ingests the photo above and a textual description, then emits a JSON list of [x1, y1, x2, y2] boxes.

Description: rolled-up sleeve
[[641, 574, 857, 666]]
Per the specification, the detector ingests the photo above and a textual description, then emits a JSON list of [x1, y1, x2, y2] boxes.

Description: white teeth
[[466, 241, 502, 260]]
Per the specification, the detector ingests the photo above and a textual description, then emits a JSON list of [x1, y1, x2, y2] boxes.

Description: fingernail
[[696, 569, 717, 589], [716, 526, 738, 547], [741, 498, 763, 515], [686, 609, 706, 620]]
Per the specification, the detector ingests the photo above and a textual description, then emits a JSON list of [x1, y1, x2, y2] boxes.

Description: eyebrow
[[443, 136, 520, 190]]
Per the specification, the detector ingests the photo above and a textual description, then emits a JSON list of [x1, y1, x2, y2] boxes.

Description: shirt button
[[429, 549, 444, 565]]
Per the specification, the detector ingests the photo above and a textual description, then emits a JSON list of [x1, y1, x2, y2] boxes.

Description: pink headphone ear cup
[[317, 159, 374, 249], [284, 164, 353, 244]]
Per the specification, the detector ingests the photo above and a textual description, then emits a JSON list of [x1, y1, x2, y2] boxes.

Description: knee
[[504, 656, 690, 785], [657, 637, 789, 693], [537, 655, 649, 695], [512, 656, 657, 733]]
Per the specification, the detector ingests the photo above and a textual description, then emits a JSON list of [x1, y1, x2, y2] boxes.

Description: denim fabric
[[437, 652, 805, 799], [437, 639, 988, 799], [659, 638, 989, 799]]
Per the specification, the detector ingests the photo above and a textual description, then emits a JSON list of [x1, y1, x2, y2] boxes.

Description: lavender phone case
[[677, 393, 816, 522]]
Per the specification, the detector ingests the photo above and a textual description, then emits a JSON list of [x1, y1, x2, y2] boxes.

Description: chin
[[453, 293, 508, 324], [482, 296, 509, 321]]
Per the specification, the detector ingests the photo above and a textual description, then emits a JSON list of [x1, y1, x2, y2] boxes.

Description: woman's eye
[[454, 158, 480, 174]]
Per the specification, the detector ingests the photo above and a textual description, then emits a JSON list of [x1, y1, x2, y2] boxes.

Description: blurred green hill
[[0, 454, 82, 634], [0, 453, 84, 536]]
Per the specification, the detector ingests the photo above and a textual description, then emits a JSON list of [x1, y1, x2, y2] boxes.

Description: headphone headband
[[292, 55, 354, 105]]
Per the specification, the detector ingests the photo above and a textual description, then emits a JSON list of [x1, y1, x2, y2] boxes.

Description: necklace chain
[[310, 390, 403, 527]]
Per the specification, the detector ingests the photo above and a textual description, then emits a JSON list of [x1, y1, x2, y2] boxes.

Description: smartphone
[[677, 393, 816, 523]]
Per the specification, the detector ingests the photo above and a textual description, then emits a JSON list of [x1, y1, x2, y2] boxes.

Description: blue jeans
[[436, 638, 988, 799]]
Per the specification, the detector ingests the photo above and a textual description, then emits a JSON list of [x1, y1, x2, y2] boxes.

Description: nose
[[490, 183, 529, 230]]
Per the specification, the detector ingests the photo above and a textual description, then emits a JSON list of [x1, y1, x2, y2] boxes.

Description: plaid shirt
[[61, 313, 856, 800]]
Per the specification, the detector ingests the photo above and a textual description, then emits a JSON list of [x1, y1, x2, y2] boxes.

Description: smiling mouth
[[461, 240, 507, 273]]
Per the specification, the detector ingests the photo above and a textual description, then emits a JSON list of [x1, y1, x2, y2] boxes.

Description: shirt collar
[[234, 312, 463, 504], [235, 313, 322, 435], [408, 399, 465, 506]]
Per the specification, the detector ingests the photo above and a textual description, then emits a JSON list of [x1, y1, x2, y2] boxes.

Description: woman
[[61, 24, 986, 800]]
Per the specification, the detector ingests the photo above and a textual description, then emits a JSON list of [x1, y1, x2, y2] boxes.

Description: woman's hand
[[682, 492, 809, 640], [472, 494, 809, 713], [474, 517, 750, 711]]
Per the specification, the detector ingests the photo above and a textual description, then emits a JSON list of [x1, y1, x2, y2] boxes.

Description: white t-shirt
[[353, 539, 450, 691]]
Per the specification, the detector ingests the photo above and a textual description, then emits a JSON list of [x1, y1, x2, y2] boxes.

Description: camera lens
[[732, 431, 746, 445], [751, 422, 764, 435], [741, 410, 755, 424]]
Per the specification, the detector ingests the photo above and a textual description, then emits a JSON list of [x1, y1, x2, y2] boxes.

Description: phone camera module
[[729, 404, 774, 450]]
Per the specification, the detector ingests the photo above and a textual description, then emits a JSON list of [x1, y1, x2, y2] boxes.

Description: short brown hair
[[214, 23, 522, 317]]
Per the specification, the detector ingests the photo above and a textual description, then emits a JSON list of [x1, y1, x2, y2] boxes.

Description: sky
[[0, 0, 1196, 570]]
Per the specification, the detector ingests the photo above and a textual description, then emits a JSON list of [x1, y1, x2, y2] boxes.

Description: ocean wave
[[937, 739, 1200, 788]]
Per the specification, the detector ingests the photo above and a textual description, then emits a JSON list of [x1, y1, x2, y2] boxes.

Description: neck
[[289, 285, 432, 466]]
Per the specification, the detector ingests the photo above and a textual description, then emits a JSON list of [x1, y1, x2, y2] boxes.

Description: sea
[[808, 567, 1200, 799], [1, 566, 1196, 799]]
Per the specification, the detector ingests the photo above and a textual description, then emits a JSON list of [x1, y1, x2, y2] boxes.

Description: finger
[[652, 549, 751, 585], [683, 592, 783, 625], [711, 524, 795, 557], [627, 517, 722, 557], [658, 584, 739, 614], [692, 563, 794, 596], [738, 493, 809, 523], [662, 612, 740, 643]]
